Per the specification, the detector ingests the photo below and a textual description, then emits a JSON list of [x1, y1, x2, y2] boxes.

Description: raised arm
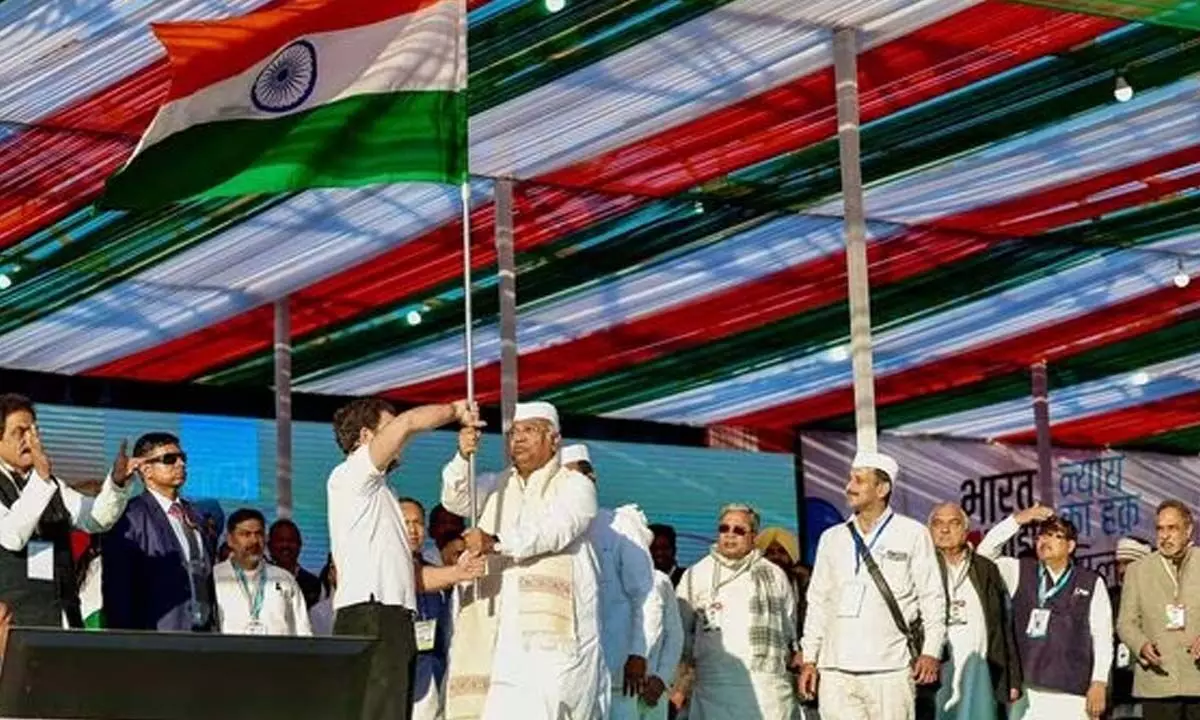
[[977, 505, 1052, 594], [440, 451, 500, 520], [0, 471, 57, 552], [368, 401, 470, 472], [62, 475, 133, 533]]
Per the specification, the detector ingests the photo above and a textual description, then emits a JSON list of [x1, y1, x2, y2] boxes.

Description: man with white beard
[[562, 443, 661, 720], [441, 402, 605, 720]]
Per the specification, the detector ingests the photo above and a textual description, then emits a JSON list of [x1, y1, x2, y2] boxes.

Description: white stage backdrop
[[800, 432, 1200, 585]]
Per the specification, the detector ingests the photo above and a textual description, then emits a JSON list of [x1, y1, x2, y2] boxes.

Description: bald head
[[928, 502, 970, 554]]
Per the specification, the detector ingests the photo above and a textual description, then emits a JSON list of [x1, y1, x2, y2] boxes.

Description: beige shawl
[[445, 457, 578, 720]]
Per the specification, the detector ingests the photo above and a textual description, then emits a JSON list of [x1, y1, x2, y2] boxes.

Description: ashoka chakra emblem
[[251, 40, 318, 113]]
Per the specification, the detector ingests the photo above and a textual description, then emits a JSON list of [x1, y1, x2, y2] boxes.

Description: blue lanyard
[[853, 512, 895, 575], [1037, 563, 1073, 607], [233, 564, 269, 621]]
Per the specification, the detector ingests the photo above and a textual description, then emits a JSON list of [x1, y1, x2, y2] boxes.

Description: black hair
[[397, 496, 425, 516], [649, 523, 677, 547], [269, 518, 301, 539], [0, 393, 34, 434], [133, 432, 181, 458], [332, 397, 397, 455], [226, 507, 266, 534]]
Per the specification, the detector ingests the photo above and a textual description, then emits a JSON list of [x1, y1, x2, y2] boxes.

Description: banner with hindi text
[[800, 431, 1200, 586]]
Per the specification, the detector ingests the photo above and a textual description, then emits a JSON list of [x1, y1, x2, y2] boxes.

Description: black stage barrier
[[0, 628, 374, 720]]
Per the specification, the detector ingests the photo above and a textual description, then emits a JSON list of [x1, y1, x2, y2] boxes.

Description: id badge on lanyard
[[1161, 555, 1189, 631], [1027, 564, 1072, 639]]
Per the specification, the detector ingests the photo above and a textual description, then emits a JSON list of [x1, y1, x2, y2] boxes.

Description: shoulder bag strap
[[848, 521, 912, 641]]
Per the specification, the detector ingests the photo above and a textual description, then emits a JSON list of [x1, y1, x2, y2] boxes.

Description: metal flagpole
[[460, 181, 478, 528], [1032, 361, 1054, 504], [274, 297, 293, 519], [833, 27, 878, 453], [494, 178, 518, 441]]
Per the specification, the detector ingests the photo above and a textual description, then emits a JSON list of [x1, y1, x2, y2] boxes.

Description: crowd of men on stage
[[0, 390, 1197, 720]]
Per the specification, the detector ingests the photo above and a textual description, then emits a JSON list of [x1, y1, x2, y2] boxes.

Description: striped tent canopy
[[1, 0, 1199, 454]]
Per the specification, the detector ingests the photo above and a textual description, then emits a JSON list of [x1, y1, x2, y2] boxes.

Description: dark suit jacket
[[936, 551, 1024, 706], [101, 492, 216, 632]]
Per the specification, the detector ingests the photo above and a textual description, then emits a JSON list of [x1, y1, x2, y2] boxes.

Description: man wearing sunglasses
[[102, 432, 217, 632], [676, 504, 799, 720]]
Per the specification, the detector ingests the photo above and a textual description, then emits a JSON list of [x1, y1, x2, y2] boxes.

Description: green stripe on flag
[[102, 92, 467, 210]]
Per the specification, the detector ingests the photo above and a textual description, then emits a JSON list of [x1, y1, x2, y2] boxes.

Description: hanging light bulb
[[405, 309, 423, 326], [0, 274, 11, 291], [1129, 371, 1151, 387], [825, 345, 850, 362], [1173, 258, 1190, 288], [544, 0, 566, 12], [1114, 75, 1134, 103]]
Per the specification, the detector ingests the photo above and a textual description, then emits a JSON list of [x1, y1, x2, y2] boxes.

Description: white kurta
[[678, 555, 796, 720], [442, 454, 605, 720], [936, 558, 995, 720], [213, 560, 312, 636], [640, 570, 685, 720], [590, 505, 661, 720]]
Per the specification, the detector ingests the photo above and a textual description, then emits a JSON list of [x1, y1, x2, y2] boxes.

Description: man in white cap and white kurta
[[440, 402, 605, 720], [563, 443, 662, 720], [799, 451, 946, 720]]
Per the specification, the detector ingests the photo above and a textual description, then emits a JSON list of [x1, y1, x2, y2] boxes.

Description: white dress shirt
[[802, 508, 947, 672], [214, 559, 312, 636], [327, 445, 416, 611], [0, 464, 130, 552], [146, 488, 205, 562], [977, 515, 1113, 684]]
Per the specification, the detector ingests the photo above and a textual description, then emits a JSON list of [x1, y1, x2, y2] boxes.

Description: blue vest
[[1012, 559, 1097, 695]]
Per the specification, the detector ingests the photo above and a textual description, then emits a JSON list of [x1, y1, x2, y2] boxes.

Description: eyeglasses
[[718, 524, 749, 537], [145, 452, 187, 466]]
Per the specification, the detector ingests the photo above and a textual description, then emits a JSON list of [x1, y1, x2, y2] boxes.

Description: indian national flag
[[103, 0, 467, 210]]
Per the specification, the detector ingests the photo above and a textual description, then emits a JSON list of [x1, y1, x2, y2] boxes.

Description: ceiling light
[[1129, 371, 1151, 387], [693, 201, 705, 215], [1173, 259, 1190, 289], [544, 0, 566, 12], [1114, 75, 1133, 103], [0, 274, 10, 290], [405, 310, 423, 326]]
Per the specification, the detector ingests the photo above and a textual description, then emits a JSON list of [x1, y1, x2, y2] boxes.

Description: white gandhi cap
[[513, 401, 560, 433], [852, 450, 900, 483], [561, 444, 590, 465]]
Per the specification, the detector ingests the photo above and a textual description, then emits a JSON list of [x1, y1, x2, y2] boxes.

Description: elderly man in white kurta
[[441, 402, 604, 720], [563, 443, 662, 720], [677, 504, 798, 720]]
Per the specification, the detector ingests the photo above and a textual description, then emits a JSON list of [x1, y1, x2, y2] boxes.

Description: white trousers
[[818, 668, 915, 720], [1008, 686, 1087, 720]]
